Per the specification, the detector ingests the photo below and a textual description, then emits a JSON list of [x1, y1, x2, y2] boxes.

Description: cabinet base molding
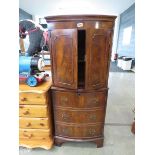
[[54, 136, 103, 148], [19, 138, 54, 150]]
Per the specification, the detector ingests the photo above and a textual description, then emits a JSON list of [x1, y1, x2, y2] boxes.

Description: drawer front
[[53, 91, 107, 108], [53, 91, 78, 107], [19, 117, 49, 129], [19, 128, 51, 140], [19, 92, 47, 105], [19, 137, 53, 150], [82, 92, 107, 108], [19, 105, 48, 117], [55, 108, 104, 123], [55, 123, 103, 138]]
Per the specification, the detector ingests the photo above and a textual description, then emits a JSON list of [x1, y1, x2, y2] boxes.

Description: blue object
[[26, 76, 38, 87], [19, 55, 44, 87], [19, 56, 31, 73]]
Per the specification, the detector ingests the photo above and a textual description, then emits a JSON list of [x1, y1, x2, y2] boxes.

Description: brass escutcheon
[[60, 97, 68, 105], [88, 129, 96, 136]]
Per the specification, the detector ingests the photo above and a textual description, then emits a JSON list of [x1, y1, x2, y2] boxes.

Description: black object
[[122, 57, 132, 61], [131, 58, 135, 69], [40, 24, 48, 29]]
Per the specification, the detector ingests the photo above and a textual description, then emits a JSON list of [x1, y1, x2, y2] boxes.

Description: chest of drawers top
[[19, 78, 52, 93], [19, 79, 52, 105]]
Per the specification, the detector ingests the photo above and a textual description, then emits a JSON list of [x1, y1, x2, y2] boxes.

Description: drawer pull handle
[[21, 97, 27, 101], [89, 114, 96, 121], [92, 99, 99, 105], [40, 123, 45, 126], [88, 129, 96, 136], [23, 111, 30, 115], [23, 133, 33, 139], [26, 122, 31, 127], [62, 113, 69, 121]]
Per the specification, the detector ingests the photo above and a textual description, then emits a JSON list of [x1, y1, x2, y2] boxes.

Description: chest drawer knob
[[21, 97, 27, 101], [23, 133, 33, 139], [23, 111, 30, 115], [26, 122, 31, 127], [40, 123, 45, 126]]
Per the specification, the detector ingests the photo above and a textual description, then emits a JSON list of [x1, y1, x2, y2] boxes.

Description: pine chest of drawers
[[19, 79, 53, 149]]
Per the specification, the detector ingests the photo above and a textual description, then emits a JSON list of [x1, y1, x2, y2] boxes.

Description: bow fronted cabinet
[[45, 15, 116, 148]]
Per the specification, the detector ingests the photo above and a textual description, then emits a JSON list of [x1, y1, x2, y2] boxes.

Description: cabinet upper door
[[85, 29, 112, 89], [50, 29, 77, 89]]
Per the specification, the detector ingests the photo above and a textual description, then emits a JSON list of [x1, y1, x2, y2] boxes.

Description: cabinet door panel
[[86, 29, 112, 89], [51, 29, 77, 89]]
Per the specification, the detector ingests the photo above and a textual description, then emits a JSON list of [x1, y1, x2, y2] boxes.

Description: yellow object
[[19, 79, 53, 149], [19, 117, 49, 129], [19, 138, 53, 150], [19, 105, 48, 117], [19, 92, 47, 105]]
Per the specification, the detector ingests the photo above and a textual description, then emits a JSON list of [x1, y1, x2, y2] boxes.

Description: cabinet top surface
[[19, 78, 52, 93], [45, 15, 117, 22]]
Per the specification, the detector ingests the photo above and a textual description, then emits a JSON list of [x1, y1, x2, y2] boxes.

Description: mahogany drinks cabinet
[[45, 15, 116, 147]]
